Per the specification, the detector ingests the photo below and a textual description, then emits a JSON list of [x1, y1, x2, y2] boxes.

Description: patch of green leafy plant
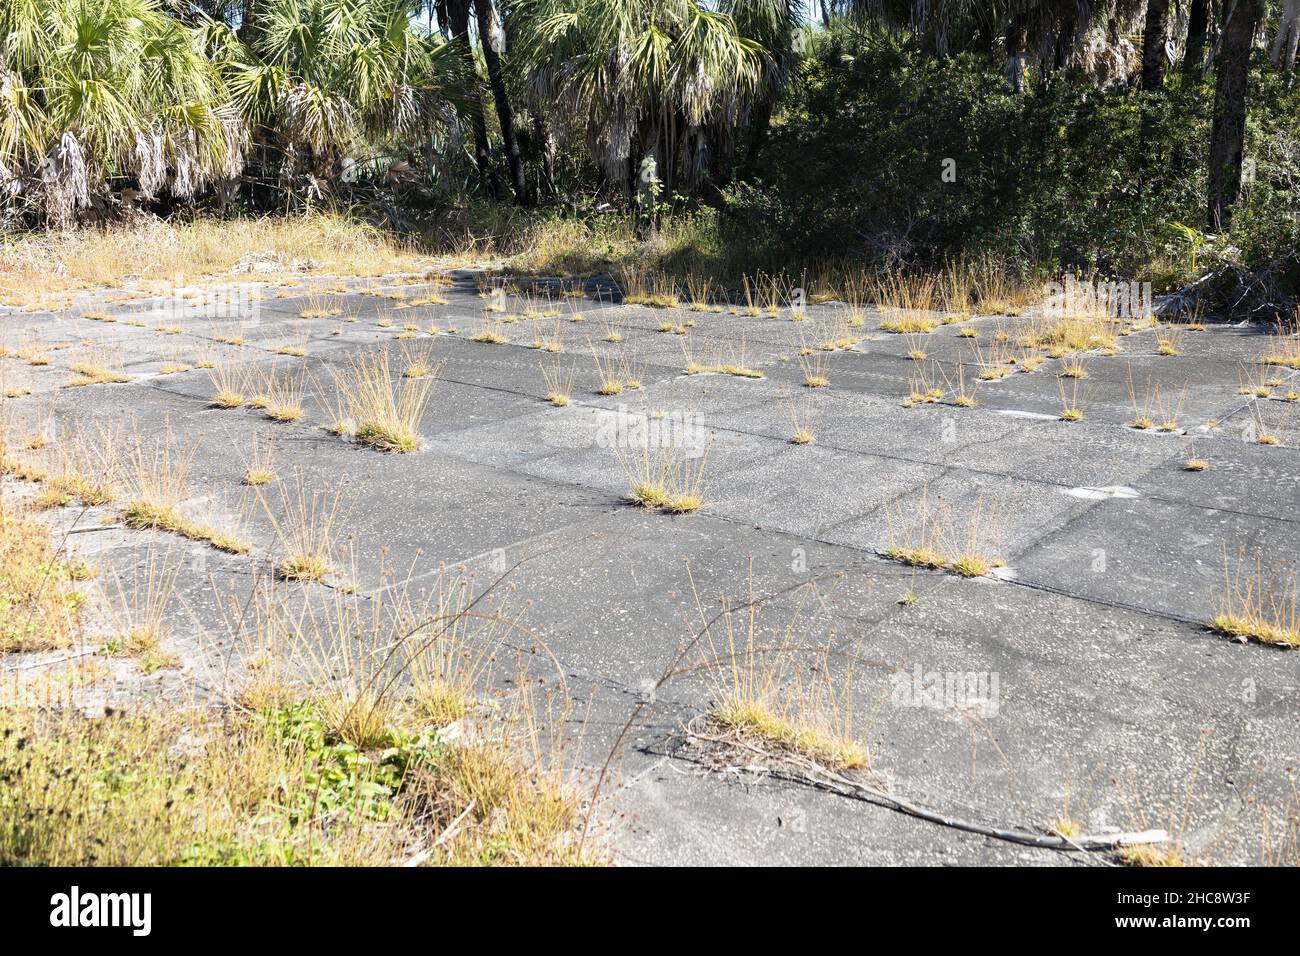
[[260, 702, 441, 827]]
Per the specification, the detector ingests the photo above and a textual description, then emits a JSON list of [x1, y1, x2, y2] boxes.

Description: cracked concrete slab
[[5, 271, 1299, 866]]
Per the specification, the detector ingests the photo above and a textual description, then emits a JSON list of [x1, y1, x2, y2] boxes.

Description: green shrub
[[728, 26, 1296, 285]]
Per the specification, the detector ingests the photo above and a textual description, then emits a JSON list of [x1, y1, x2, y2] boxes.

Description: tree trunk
[[533, 111, 556, 198], [1004, 12, 1030, 93], [1207, 0, 1265, 229], [746, 97, 775, 159], [475, 0, 528, 205], [1053, 6, 1079, 71], [1141, 0, 1171, 89], [1272, 0, 1300, 71], [447, 0, 498, 197], [1184, 0, 1209, 71]]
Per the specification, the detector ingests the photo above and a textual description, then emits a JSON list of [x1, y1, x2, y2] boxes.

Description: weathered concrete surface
[[4, 272, 1298, 866]]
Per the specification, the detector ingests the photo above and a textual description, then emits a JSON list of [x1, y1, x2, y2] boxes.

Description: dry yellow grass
[[798, 343, 832, 388], [0, 215, 423, 305], [1261, 317, 1300, 369], [1057, 376, 1089, 421], [787, 392, 818, 444], [875, 273, 941, 332], [903, 361, 945, 406], [695, 567, 868, 770], [0, 691, 592, 866], [621, 443, 709, 514], [540, 362, 575, 407], [330, 350, 434, 453], [1017, 310, 1118, 355], [680, 334, 763, 379], [119, 430, 250, 554], [1210, 552, 1299, 648], [260, 471, 343, 583], [37, 450, 119, 511], [619, 266, 679, 308], [103, 550, 181, 673], [0, 536, 596, 866], [967, 255, 1041, 315], [1120, 844, 1187, 867], [263, 368, 307, 423], [400, 341, 443, 379], [591, 347, 627, 395], [885, 486, 1004, 577], [207, 362, 248, 408], [65, 348, 132, 388], [203, 570, 593, 866], [0, 500, 91, 652]]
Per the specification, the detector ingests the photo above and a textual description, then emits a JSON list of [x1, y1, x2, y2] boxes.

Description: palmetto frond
[[0, 0, 244, 222], [510, 0, 771, 187], [0, 72, 48, 169], [234, 0, 460, 182]]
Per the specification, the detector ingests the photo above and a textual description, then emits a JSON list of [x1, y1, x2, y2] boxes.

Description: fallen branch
[[400, 800, 477, 867], [687, 719, 1167, 854], [433, 800, 477, 849]]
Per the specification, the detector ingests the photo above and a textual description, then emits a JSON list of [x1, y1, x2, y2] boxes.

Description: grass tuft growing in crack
[[621, 442, 710, 515], [885, 486, 1005, 578], [330, 350, 434, 453], [120, 429, 250, 553], [260, 471, 344, 584], [694, 565, 868, 770], [1209, 550, 1299, 648]]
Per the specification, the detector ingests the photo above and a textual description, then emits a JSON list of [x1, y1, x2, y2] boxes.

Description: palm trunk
[[1184, 0, 1209, 72], [533, 111, 556, 198], [1207, 0, 1265, 228], [475, 0, 528, 205], [237, 0, 275, 208], [447, 0, 498, 197], [746, 97, 775, 157], [1053, 6, 1079, 71], [1141, 0, 1171, 89], [1004, 13, 1029, 94]]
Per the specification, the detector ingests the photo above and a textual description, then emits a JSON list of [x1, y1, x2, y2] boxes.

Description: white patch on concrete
[[998, 410, 1060, 421], [1062, 485, 1140, 500]]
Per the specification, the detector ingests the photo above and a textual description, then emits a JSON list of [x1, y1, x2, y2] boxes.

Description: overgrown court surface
[[2, 256, 1298, 867]]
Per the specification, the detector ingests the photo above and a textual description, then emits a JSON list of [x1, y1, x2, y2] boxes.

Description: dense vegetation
[[1, 0, 1297, 298]]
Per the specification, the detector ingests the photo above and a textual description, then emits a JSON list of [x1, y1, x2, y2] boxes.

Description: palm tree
[[1184, 0, 1210, 73], [835, 0, 1147, 87], [509, 0, 769, 198], [0, 0, 241, 225], [727, 0, 803, 159], [223, 0, 462, 201]]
